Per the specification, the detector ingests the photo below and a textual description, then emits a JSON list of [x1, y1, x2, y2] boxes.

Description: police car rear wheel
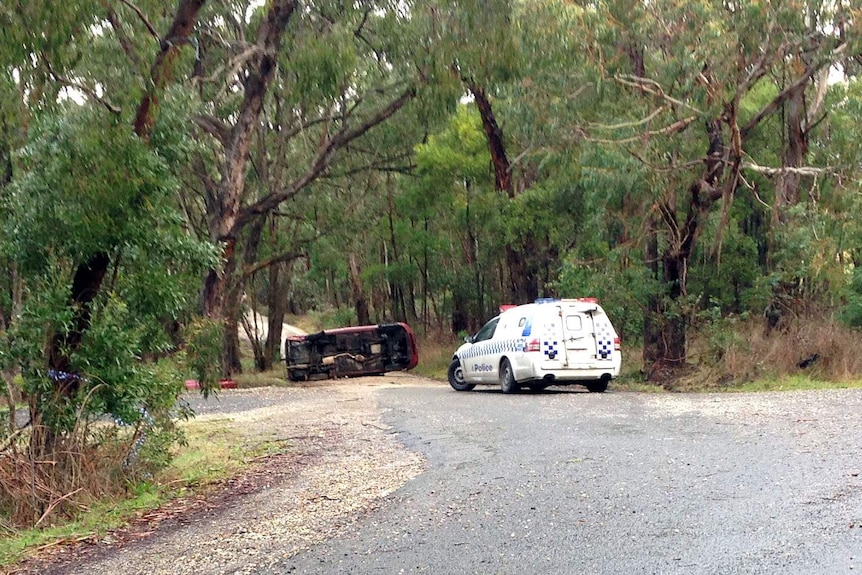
[[448, 359, 475, 391], [500, 359, 519, 394], [586, 380, 608, 393]]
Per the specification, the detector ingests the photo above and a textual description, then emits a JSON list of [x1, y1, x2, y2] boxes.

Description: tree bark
[[198, 1, 296, 373], [133, 0, 208, 139], [262, 216, 288, 371], [264, 262, 288, 371], [466, 81, 537, 304], [227, 213, 276, 375], [642, 214, 661, 366], [1, 143, 11, 331], [349, 255, 370, 326], [648, 119, 728, 376], [386, 176, 406, 321], [774, 82, 808, 223]]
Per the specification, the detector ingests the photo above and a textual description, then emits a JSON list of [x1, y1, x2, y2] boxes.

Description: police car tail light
[[526, 338, 541, 352], [614, 337, 621, 351]]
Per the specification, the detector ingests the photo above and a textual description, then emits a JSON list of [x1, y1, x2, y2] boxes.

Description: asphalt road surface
[[276, 385, 862, 575]]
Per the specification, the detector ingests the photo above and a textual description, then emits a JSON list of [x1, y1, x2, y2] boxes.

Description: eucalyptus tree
[[529, 0, 862, 373], [186, 0, 449, 374], [0, 0, 216, 523], [408, 105, 505, 332], [420, 0, 553, 304]]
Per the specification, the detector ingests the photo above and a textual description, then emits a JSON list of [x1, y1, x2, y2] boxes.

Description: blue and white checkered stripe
[[541, 323, 560, 359], [596, 321, 613, 360], [459, 338, 528, 359], [542, 339, 559, 358]]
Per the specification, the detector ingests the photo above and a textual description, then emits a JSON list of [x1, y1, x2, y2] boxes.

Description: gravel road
[[281, 384, 862, 575], [18, 378, 862, 575]]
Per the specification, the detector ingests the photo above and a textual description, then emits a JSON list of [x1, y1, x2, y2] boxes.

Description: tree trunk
[[452, 292, 469, 335], [766, 71, 813, 330], [227, 214, 272, 375], [659, 250, 687, 365], [0, 144, 11, 332], [264, 262, 288, 371], [349, 254, 370, 325], [219, 250, 244, 377], [648, 119, 729, 377], [774, 82, 808, 223], [199, 1, 297, 375], [132, 0, 208, 138], [464, 179, 484, 322], [642, 214, 661, 367], [422, 217, 429, 331], [466, 81, 537, 304], [262, 217, 289, 370]]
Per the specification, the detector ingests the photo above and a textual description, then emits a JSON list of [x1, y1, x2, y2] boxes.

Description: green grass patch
[[165, 419, 246, 486], [723, 375, 862, 393]]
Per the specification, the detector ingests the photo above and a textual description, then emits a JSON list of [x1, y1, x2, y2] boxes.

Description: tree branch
[[615, 75, 704, 115], [118, 0, 161, 41], [194, 113, 231, 146], [741, 162, 833, 177], [584, 115, 698, 144], [234, 85, 416, 230], [589, 105, 667, 131], [741, 41, 848, 138], [46, 64, 121, 115], [242, 251, 306, 277], [103, 2, 142, 67]]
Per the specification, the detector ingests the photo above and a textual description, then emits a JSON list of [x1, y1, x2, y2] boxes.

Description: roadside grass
[[0, 417, 270, 570], [409, 334, 862, 393], [719, 375, 862, 393], [234, 367, 288, 388], [412, 334, 460, 381]]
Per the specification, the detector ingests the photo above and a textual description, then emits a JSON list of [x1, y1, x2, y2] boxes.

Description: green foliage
[[180, 318, 224, 396], [1, 102, 216, 474], [840, 268, 862, 330], [6, 108, 176, 269], [695, 307, 749, 366], [556, 252, 656, 341]]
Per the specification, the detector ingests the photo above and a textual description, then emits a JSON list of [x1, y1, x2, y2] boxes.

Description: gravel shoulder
[[14, 373, 430, 575]]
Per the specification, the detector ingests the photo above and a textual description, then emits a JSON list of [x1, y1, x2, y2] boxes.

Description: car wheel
[[500, 359, 519, 394], [448, 359, 475, 391], [586, 379, 608, 393], [287, 368, 307, 382]]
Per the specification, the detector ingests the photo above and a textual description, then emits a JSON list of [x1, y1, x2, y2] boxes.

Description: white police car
[[447, 298, 621, 393]]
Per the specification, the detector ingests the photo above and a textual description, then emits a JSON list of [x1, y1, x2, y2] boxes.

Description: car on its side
[[448, 298, 621, 393], [285, 323, 418, 381]]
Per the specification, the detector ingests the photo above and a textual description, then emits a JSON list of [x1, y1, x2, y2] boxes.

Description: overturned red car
[[284, 323, 419, 382]]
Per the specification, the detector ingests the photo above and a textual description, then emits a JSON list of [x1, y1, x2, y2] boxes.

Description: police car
[[447, 298, 621, 393]]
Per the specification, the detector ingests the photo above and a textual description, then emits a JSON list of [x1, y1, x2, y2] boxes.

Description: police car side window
[[473, 317, 500, 343]]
